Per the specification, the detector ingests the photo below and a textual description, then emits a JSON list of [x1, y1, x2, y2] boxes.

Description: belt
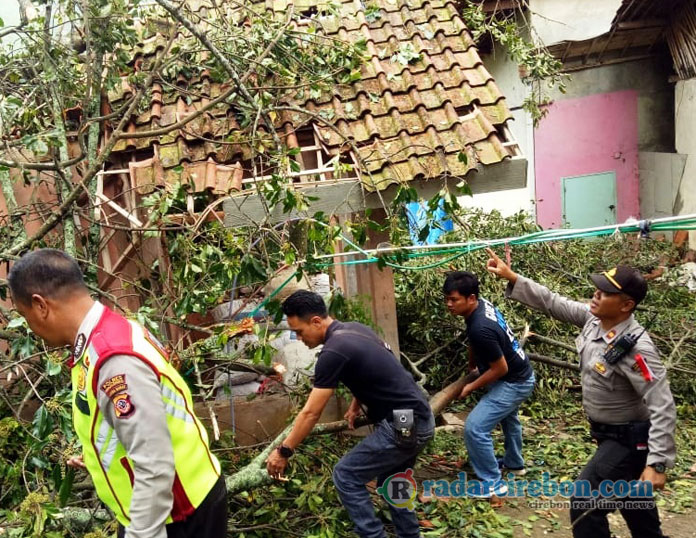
[[589, 419, 650, 442]]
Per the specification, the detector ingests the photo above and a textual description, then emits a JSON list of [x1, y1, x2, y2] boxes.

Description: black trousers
[[118, 475, 227, 538], [570, 439, 665, 538]]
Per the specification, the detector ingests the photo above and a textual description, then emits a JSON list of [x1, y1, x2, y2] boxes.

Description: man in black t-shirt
[[444, 271, 535, 499], [266, 290, 435, 538]]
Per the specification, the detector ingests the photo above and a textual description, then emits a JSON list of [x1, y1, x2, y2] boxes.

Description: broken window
[[239, 128, 358, 188]]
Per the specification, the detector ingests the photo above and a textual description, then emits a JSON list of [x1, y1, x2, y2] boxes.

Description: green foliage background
[[395, 209, 696, 403]]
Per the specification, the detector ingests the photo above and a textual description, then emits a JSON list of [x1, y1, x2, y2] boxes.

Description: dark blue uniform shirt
[[466, 298, 533, 383], [313, 321, 431, 422]]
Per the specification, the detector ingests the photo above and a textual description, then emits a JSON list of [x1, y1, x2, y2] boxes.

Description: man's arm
[[96, 356, 175, 538], [266, 387, 334, 478], [461, 356, 507, 398], [344, 397, 363, 429], [486, 248, 592, 328], [467, 347, 478, 375], [617, 341, 676, 489]]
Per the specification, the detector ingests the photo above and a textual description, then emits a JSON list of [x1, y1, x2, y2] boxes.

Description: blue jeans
[[464, 374, 535, 483], [332, 413, 435, 538]]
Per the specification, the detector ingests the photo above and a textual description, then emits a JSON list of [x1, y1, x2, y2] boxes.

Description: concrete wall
[[534, 90, 640, 228], [675, 79, 696, 246], [464, 52, 675, 223], [638, 151, 686, 221], [530, 56, 676, 229], [546, 57, 675, 154]]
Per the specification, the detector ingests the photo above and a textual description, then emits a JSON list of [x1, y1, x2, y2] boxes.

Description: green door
[[562, 172, 617, 228]]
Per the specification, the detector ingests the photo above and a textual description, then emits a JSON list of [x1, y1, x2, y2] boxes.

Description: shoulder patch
[[113, 393, 135, 419], [101, 374, 128, 398], [633, 354, 655, 382]]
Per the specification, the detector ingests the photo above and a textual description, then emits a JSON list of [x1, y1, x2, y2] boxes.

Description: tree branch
[[0, 30, 178, 258]]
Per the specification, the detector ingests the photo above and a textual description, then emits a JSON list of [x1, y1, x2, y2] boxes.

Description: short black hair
[[8, 249, 87, 306], [443, 271, 480, 298], [282, 290, 328, 320]]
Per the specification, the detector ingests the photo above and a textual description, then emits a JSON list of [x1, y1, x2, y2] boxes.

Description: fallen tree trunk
[[63, 370, 483, 523], [226, 370, 479, 493], [430, 371, 478, 415]]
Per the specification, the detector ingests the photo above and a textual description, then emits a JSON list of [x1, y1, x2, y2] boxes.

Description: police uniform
[[71, 302, 227, 538], [506, 274, 676, 538]]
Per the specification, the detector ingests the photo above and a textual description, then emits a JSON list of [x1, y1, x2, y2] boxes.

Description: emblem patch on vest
[[76, 367, 86, 392], [113, 393, 135, 419], [101, 374, 128, 399]]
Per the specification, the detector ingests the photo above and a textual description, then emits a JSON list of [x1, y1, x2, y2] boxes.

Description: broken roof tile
[[108, 0, 514, 193]]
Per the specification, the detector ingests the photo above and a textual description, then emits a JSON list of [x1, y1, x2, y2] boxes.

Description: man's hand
[[344, 403, 363, 430], [640, 466, 667, 490], [266, 448, 289, 480], [459, 383, 474, 399], [485, 248, 518, 283], [66, 455, 86, 469]]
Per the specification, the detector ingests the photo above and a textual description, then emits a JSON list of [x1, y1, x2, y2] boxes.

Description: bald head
[[8, 249, 88, 306]]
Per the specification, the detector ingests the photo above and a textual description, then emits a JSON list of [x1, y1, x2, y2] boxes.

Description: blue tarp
[[406, 200, 453, 245]]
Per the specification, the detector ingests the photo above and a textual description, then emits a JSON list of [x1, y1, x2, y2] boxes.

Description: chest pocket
[[587, 356, 616, 391]]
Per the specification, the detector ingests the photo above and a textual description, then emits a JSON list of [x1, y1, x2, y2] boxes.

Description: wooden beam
[[617, 19, 667, 30], [561, 41, 573, 63], [349, 208, 400, 355], [583, 37, 598, 65]]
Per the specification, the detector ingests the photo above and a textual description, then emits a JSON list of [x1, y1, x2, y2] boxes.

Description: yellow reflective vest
[[71, 307, 221, 525]]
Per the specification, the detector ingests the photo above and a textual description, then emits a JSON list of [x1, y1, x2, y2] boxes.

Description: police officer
[[8, 249, 226, 538], [266, 290, 435, 538], [485, 248, 676, 538]]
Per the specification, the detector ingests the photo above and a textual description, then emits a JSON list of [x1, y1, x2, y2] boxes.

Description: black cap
[[590, 265, 647, 304]]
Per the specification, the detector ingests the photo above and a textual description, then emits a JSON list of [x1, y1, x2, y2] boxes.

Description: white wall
[[638, 152, 686, 220], [675, 79, 696, 246], [0, 2, 23, 45], [529, 0, 621, 46]]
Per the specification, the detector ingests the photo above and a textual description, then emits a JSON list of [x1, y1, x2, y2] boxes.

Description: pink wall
[[534, 90, 640, 229]]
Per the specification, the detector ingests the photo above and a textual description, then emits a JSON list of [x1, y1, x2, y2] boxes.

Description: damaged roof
[[107, 0, 513, 194]]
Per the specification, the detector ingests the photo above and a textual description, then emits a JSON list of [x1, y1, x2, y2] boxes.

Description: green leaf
[[417, 224, 431, 243], [391, 43, 421, 66], [364, 5, 382, 23], [6, 317, 26, 329], [45, 359, 62, 377], [32, 405, 53, 439]]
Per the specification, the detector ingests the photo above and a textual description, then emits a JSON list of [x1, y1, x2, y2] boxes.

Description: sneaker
[[496, 457, 527, 476]]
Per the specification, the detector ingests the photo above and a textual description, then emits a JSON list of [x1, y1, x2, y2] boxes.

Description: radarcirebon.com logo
[[376, 468, 418, 510]]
